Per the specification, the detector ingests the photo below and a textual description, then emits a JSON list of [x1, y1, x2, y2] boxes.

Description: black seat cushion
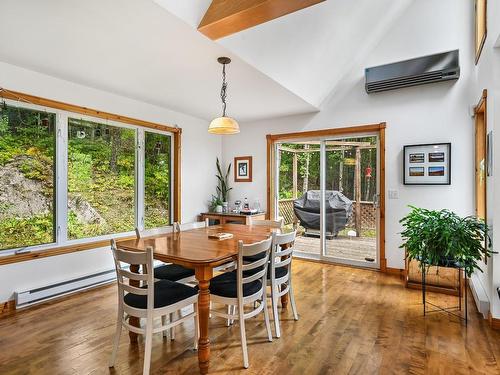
[[124, 280, 197, 309], [267, 266, 288, 279], [201, 271, 262, 298], [154, 264, 194, 281]]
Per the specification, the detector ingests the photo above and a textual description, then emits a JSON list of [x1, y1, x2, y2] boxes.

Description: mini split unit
[[365, 50, 460, 93]]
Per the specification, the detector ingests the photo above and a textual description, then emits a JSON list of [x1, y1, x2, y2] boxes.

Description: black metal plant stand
[[421, 262, 467, 325]]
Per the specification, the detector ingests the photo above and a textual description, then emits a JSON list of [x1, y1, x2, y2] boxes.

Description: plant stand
[[421, 263, 467, 325]]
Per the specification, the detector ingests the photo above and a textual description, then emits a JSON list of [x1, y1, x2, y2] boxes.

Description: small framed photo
[[234, 156, 252, 182], [403, 143, 451, 185]]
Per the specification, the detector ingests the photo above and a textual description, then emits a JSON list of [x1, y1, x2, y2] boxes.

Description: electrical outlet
[[388, 189, 399, 199]]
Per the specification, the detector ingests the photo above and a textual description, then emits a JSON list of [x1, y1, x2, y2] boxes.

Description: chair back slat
[[249, 217, 284, 228], [117, 268, 149, 281], [240, 238, 273, 257], [275, 256, 292, 269], [113, 246, 150, 266], [121, 283, 149, 295], [174, 219, 209, 232], [135, 226, 174, 239], [241, 256, 268, 271]]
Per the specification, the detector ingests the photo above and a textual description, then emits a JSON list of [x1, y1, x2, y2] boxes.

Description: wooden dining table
[[116, 223, 285, 374]]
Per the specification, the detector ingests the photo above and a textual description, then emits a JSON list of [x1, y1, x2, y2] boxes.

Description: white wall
[[223, 0, 474, 270], [470, 0, 500, 318], [0, 61, 221, 302]]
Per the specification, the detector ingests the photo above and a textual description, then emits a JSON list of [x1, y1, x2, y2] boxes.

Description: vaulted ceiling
[[0, 0, 415, 122]]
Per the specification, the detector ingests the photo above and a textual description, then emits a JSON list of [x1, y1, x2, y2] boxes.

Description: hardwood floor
[[1, 260, 499, 374]]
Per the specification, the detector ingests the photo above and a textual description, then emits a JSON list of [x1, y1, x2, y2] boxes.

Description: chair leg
[[226, 305, 232, 327], [194, 303, 199, 350], [143, 319, 153, 375], [161, 315, 167, 337], [109, 308, 123, 367], [262, 294, 273, 342], [271, 284, 281, 338], [289, 282, 299, 321], [238, 302, 249, 369], [169, 312, 175, 340]]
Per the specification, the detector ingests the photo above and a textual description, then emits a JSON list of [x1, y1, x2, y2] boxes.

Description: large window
[[144, 132, 171, 229], [68, 118, 136, 240], [0, 98, 174, 253], [0, 103, 56, 250]]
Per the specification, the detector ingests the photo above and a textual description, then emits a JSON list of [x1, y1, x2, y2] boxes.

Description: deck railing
[[278, 198, 376, 229]]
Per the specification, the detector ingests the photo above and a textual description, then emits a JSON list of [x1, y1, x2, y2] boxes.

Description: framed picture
[[234, 156, 252, 182], [487, 131, 493, 176], [403, 143, 451, 185]]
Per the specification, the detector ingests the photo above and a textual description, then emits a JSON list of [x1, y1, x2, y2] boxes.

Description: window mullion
[[136, 129, 145, 232], [55, 112, 68, 245]]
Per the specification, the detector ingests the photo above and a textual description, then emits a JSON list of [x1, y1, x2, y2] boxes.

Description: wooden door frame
[[266, 122, 387, 272], [474, 89, 488, 260]]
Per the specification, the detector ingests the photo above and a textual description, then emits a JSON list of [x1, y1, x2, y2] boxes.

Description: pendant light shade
[[208, 116, 240, 134], [208, 57, 240, 135]]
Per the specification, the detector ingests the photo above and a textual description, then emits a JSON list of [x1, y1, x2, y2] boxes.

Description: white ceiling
[[0, 0, 316, 122], [157, 0, 414, 107]]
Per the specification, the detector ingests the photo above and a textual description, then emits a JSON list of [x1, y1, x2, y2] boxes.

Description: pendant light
[[208, 57, 240, 135]]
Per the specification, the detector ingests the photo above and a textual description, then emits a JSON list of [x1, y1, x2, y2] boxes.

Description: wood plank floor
[[1, 260, 499, 374]]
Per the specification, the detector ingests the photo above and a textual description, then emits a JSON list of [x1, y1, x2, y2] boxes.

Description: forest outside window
[[0, 103, 56, 250], [0, 97, 174, 253]]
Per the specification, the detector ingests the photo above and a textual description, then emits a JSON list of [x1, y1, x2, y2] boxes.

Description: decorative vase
[[215, 205, 223, 213], [222, 202, 228, 213]]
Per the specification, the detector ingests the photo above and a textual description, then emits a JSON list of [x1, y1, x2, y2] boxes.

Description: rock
[[68, 195, 106, 225]]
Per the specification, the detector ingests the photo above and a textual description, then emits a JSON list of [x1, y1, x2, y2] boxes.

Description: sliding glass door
[[274, 134, 380, 268]]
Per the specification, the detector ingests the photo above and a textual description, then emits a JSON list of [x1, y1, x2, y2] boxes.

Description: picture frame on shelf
[[403, 143, 451, 185], [234, 156, 252, 182]]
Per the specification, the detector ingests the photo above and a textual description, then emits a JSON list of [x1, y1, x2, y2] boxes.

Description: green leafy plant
[[400, 206, 494, 277], [209, 195, 223, 212], [215, 157, 232, 202]]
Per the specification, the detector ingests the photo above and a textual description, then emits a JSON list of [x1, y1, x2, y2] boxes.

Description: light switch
[[388, 189, 399, 199]]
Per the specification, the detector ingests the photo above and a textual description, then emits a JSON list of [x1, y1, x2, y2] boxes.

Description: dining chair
[[207, 236, 274, 369], [109, 240, 199, 375], [248, 217, 284, 228], [268, 230, 299, 338]]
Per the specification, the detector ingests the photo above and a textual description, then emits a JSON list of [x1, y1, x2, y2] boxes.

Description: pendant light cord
[[220, 63, 227, 117]]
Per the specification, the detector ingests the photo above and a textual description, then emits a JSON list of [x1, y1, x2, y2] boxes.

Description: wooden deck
[[294, 234, 377, 263]]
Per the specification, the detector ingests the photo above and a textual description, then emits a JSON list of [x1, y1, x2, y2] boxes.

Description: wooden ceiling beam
[[198, 0, 325, 40]]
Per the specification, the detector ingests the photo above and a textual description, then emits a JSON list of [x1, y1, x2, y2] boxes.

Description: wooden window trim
[[266, 122, 387, 272], [0, 88, 182, 265], [475, 0, 487, 65]]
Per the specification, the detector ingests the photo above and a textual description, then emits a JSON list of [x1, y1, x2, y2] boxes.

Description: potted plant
[[400, 206, 493, 278], [215, 157, 232, 212], [210, 195, 224, 213]]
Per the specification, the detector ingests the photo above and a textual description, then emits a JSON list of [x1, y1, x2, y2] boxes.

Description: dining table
[[116, 223, 288, 374]]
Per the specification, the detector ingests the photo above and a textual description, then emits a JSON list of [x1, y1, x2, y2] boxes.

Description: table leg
[[196, 267, 213, 374], [281, 285, 289, 309], [128, 264, 140, 343]]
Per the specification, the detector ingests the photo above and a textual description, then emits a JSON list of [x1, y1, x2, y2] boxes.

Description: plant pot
[[215, 205, 223, 213]]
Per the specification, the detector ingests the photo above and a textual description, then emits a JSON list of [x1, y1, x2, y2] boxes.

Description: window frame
[[0, 95, 178, 258]]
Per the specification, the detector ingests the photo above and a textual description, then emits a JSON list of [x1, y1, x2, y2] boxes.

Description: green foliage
[[399, 206, 494, 277], [215, 157, 232, 202], [0, 214, 54, 249], [209, 195, 223, 212]]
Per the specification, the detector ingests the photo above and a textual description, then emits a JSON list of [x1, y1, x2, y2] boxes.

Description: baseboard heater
[[469, 273, 489, 319], [15, 269, 116, 308]]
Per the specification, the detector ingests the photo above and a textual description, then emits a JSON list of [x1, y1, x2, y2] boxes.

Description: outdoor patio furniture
[[293, 190, 353, 237]]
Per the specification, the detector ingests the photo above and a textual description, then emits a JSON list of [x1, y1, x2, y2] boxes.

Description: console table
[[200, 211, 266, 225]]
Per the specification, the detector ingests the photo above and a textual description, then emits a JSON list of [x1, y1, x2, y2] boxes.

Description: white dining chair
[[267, 230, 299, 338], [208, 236, 274, 369], [109, 239, 199, 375], [248, 217, 284, 228]]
